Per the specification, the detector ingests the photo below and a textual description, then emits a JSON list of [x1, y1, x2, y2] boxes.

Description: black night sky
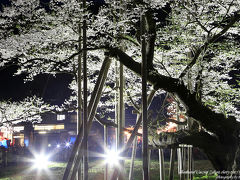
[[0, 66, 73, 104]]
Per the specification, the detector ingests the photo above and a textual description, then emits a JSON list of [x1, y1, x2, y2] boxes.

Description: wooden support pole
[[110, 90, 156, 180], [119, 62, 125, 180], [141, 13, 149, 180], [77, 8, 82, 149], [118, 1, 125, 175], [104, 125, 108, 180], [129, 135, 138, 180], [184, 147, 187, 179], [119, 63, 125, 149], [159, 148, 165, 180], [178, 148, 184, 180], [115, 61, 119, 151], [70, 57, 111, 180], [148, 149, 151, 176], [187, 146, 193, 180], [62, 57, 111, 180], [82, 0, 88, 177], [176, 102, 184, 180], [114, 60, 125, 180], [77, 19, 82, 180], [169, 148, 176, 180]]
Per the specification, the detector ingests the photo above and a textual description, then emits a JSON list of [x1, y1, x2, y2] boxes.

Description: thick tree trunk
[[178, 122, 240, 176], [204, 134, 240, 172]]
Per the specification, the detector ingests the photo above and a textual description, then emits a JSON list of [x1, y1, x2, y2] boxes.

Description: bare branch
[[182, 5, 210, 33], [165, 118, 187, 125], [94, 114, 142, 136], [154, 57, 172, 77], [126, 91, 140, 113], [179, 10, 240, 79]]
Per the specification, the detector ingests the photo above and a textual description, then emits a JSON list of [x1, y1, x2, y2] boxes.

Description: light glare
[[104, 150, 120, 166], [65, 142, 70, 147], [32, 153, 49, 170]]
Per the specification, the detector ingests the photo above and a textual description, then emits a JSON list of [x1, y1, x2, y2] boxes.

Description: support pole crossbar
[[62, 57, 111, 180]]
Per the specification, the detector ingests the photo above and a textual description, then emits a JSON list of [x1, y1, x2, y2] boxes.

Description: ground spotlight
[[32, 153, 49, 170], [56, 144, 61, 148], [104, 149, 121, 166]]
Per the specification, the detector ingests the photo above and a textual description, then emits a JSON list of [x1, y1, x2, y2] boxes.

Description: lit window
[[13, 126, 24, 132], [34, 124, 64, 131], [57, 114, 65, 121]]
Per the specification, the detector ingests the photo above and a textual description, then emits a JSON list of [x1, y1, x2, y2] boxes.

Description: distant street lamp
[[65, 142, 70, 147]]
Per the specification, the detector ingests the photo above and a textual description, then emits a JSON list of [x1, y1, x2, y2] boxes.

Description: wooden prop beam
[[141, 13, 149, 180], [110, 89, 156, 180], [62, 57, 111, 180], [70, 57, 111, 180]]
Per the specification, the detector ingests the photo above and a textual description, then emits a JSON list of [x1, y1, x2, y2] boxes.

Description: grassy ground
[[0, 158, 216, 180]]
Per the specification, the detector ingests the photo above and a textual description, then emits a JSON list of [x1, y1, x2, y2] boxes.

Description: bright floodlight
[[56, 144, 60, 148], [65, 142, 70, 147], [32, 153, 49, 170], [104, 150, 120, 166]]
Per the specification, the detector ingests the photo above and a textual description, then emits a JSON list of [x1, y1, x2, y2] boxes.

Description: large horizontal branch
[[105, 46, 239, 137], [177, 130, 220, 149], [149, 130, 219, 150], [106, 47, 179, 92], [177, 130, 233, 170]]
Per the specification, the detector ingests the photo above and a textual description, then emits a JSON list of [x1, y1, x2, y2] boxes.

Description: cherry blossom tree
[[0, 0, 240, 174], [0, 96, 52, 127]]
